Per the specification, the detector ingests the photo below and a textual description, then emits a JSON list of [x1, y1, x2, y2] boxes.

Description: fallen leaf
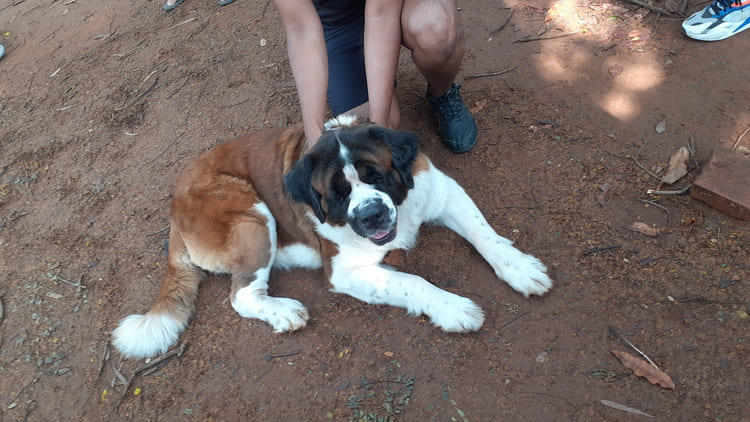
[[628, 222, 660, 237], [655, 118, 667, 134], [469, 99, 488, 114], [661, 146, 689, 184], [612, 350, 675, 389], [608, 65, 623, 77]]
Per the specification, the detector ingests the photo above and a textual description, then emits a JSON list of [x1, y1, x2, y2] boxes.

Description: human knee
[[403, 4, 460, 61]]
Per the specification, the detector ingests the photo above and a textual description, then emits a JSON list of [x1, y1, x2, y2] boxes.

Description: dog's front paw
[[493, 250, 553, 297], [266, 297, 310, 332], [426, 294, 484, 332], [232, 294, 309, 332]]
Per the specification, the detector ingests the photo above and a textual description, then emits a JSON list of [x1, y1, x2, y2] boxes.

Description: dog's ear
[[284, 156, 326, 223], [369, 126, 420, 189]]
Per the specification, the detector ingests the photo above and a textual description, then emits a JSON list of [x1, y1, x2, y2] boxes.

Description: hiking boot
[[682, 0, 750, 41], [426, 83, 477, 153]]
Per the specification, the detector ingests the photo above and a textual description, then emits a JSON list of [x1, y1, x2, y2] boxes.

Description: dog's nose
[[356, 202, 387, 228]]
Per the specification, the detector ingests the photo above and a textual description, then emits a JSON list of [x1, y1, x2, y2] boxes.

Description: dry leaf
[[661, 146, 689, 184], [655, 118, 667, 134], [629, 222, 660, 237], [612, 350, 675, 389], [469, 99, 488, 114]]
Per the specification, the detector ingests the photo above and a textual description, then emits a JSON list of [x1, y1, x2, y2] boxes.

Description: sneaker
[[426, 83, 477, 153], [682, 0, 750, 41], [0, 45, 4, 60]]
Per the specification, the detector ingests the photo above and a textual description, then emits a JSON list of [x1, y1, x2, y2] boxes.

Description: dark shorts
[[322, 15, 368, 116]]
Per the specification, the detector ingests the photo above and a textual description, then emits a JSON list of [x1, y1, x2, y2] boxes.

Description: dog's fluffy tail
[[112, 231, 202, 359]]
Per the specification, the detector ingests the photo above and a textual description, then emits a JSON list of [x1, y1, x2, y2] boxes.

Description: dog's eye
[[360, 166, 384, 184]]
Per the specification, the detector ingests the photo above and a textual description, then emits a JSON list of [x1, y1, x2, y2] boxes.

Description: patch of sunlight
[[600, 60, 663, 120], [534, 50, 590, 81]]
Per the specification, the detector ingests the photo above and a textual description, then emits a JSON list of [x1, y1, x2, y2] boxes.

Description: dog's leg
[[112, 228, 203, 359], [431, 173, 552, 297], [229, 203, 309, 332], [330, 262, 484, 332]]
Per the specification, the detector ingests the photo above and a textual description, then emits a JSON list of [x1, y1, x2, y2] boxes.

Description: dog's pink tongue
[[371, 231, 389, 240]]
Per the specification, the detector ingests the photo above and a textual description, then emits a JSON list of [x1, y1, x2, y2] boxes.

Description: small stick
[[607, 325, 659, 370], [465, 66, 517, 80], [51, 275, 88, 290], [98, 343, 110, 377], [112, 361, 128, 386], [623, 0, 674, 16], [636, 198, 672, 227], [134, 343, 187, 376], [600, 400, 655, 418], [537, 17, 562, 36], [147, 227, 169, 236], [631, 140, 689, 191], [687, 135, 701, 171], [168, 17, 198, 31], [583, 245, 621, 256], [731, 125, 750, 151], [490, 9, 514, 35], [264, 350, 301, 362], [115, 343, 187, 410], [515, 31, 579, 43], [646, 184, 691, 195], [115, 76, 158, 111], [679, 0, 690, 13]]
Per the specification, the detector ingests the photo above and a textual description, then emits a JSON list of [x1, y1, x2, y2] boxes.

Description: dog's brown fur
[[155, 126, 326, 328]]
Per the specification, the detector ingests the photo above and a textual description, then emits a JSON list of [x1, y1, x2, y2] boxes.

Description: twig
[[115, 343, 187, 410], [51, 275, 87, 290], [98, 343, 110, 377], [607, 325, 659, 370], [168, 17, 198, 31], [676, 297, 749, 305], [147, 227, 169, 236], [687, 135, 701, 171], [115, 76, 158, 112], [112, 361, 128, 386], [623, 0, 675, 16], [582, 245, 621, 256], [537, 17, 562, 36], [264, 350, 301, 362], [679, 0, 690, 14], [731, 125, 750, 151], [566, 136, 593, 142], [465, 66, 517, 80], [636, 198, 672, 227], [490, 9, 514, 35], [220, 97, 251, 108], [646, 185, 691, 195], [515, 31, 579, 43], [501, 312, 529, 329], [631, 139, 690, 191], [600, 400, 655, 418]]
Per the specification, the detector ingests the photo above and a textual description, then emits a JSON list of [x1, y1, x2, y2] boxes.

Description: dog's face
[[284, 124, 420, 245]]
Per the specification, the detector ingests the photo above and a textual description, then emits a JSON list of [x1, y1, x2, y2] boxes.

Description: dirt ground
[[1, 0, 748, 420]]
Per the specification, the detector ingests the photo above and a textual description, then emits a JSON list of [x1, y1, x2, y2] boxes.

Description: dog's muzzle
[[349, 198, 397, 245]]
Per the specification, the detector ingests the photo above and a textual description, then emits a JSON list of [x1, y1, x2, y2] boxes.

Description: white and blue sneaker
[[0, 45, 5, 60], [682, 0, 750, 41]]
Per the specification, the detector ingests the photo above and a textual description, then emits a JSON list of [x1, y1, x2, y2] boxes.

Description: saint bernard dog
[[112, 116, 552, 359]]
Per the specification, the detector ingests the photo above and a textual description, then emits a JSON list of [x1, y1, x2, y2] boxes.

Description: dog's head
[[283, 118, 420, 245]]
